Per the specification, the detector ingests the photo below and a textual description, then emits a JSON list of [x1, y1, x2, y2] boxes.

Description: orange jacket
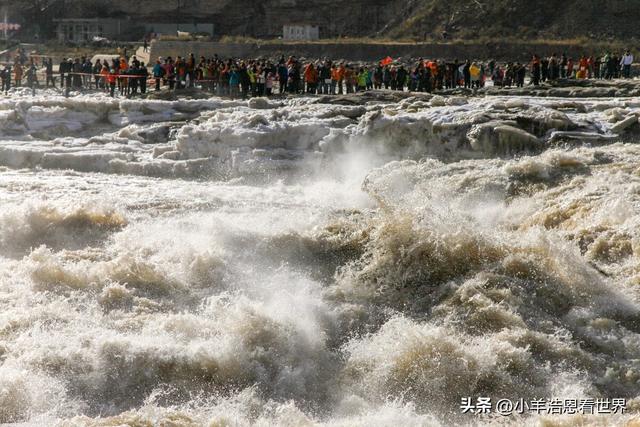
[[304, 65, 318, 83]]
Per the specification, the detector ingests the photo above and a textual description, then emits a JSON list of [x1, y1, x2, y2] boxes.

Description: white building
[[54, 19, 127, 44], [283, 25, 319, 41]]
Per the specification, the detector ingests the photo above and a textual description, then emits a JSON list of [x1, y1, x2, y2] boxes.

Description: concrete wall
[[145, 23, 214, 36], [151, 40, 607, 62]]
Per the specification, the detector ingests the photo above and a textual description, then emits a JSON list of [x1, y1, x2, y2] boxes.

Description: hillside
[[387, 0, 637, 41], [5, 0, 640, 42]]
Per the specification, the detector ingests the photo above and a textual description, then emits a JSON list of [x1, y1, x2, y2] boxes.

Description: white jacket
[[621, 54, 634, 66]]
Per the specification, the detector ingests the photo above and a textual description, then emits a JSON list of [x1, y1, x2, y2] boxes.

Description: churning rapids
[[2, 85, 640, 426]]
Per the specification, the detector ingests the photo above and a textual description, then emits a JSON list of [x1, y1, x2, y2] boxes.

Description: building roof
[[53, 18, 122, 23]]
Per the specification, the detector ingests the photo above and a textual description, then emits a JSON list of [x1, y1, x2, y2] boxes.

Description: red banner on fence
[[0, 23, 21, 31]]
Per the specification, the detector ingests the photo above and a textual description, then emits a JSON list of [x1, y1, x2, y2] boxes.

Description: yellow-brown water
[[0, 89, 639, 426]]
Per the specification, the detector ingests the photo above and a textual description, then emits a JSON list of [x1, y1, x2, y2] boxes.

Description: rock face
[[12, 0, 640, 40], [16, 0, 405, 38]]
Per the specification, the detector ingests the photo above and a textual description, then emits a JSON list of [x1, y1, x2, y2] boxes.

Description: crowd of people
[[0, 49, 635, 97], [57, 56, 149, 97], [526, 50, 635, 86]]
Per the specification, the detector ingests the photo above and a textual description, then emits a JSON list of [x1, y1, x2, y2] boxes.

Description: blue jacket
[[153, 63, 164, 77], [229, 71, 239, 85]]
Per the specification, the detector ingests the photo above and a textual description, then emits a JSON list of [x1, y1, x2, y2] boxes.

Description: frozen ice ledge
[[1, 87, 640, 179]]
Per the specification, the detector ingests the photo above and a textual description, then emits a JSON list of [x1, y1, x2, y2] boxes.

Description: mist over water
[[1, 88, 640, 426]]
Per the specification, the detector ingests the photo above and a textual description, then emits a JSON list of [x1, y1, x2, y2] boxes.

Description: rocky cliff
[[8, 0, 640, 41]]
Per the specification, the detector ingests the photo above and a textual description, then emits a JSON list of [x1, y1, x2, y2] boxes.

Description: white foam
[[0, 91, 639, 425]]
